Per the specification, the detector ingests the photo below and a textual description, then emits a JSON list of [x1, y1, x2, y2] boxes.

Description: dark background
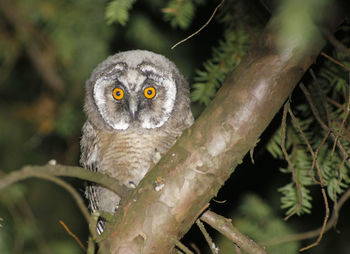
[[0, 0, 349, 253]]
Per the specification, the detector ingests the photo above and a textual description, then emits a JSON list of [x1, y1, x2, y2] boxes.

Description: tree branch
[[0, 164, 130, 200], [200, 211, 267, 254], [98, 6, 344, 254]]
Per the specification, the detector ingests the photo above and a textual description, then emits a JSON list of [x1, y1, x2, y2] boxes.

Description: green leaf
[[105, 0, 136, 26]]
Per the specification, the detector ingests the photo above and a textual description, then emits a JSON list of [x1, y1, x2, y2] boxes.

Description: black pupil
[[147, 89, 153, 95], [116, 91, 121, 96]]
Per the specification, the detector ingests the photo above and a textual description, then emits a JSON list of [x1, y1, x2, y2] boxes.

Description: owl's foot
[[91, 210, 115, 236], [93, 210, 114, 222]]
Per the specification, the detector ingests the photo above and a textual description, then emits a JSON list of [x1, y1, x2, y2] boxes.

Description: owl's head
[[84, 50, 190, 131]]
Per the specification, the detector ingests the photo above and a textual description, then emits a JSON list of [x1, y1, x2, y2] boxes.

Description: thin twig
[[32, 172, 91, 223], [0, 164, 133, 240], [324, 31, 350, 57], [300, 83, 350, 165], [327, 97, 346, 112], [281, 102, 303, 220], [175, 239, 195, 254], [25, 171, 98, 239], [196, 219, 217, 254], [321, 52, 350, 72], [200, 210, 267, 254], [0, 164, 130, 200], [171, 0, 225, 49], [313, 131, 330, 186], [288, 107, 326, 186], [310, 69, 331, 128], [299, 188, 329, 252], [190, 243, 201, 254], [262, 186, 350, 246], [59, 220, 86, 251], [288, 107, 317, 183], [331, 72, 350, 154]]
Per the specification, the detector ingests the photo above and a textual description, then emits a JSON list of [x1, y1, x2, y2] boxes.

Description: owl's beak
[[129, 97, 138, 119]]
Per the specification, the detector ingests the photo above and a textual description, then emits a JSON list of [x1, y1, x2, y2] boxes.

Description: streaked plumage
[[80, 50, 193, 233]]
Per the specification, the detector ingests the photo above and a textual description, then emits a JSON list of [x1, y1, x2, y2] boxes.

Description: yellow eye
[[112, 88, 124, 100], [144, 86, 156, 99]]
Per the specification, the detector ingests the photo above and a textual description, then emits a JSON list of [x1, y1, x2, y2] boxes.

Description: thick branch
[[99, 7, 343, 254]]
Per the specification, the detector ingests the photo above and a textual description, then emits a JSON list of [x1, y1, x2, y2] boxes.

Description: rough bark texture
[[98, 10, 343, 254]]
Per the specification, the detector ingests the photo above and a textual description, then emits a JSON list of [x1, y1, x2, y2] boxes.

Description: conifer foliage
[[0, 0, 349, 253]]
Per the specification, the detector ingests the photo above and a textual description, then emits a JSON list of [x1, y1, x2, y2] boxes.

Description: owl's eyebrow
[[97, 62, 125, 80], [108, 62, 126, 74], [138, 63, 161, 77]]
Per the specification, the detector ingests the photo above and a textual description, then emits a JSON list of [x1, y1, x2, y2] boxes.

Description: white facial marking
[[141, 76, 176, 129], [93, 78, 129, 130], [108, 63, 125, 74], [140, 65, 160, 76]]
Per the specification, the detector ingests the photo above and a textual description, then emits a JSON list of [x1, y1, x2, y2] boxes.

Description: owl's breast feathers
[[95, 127, 180, 186]]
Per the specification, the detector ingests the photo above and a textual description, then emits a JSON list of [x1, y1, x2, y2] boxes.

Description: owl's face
[[85, 50, 188, 131]]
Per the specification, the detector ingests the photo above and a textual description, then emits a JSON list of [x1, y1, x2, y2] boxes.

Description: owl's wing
[[80, 121, 99, 172], [80, 121, 106, 233], [184, 109, 194, 127], [80, 121, 101, 210]]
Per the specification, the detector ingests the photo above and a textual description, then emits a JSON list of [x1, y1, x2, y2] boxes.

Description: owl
[[80, 50, 193, 233]]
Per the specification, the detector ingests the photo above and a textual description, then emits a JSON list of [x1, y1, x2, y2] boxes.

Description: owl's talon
[[92, 210, 114, 222], [91, 211, 100, 221]]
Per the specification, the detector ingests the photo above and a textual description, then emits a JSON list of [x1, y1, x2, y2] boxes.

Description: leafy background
[[0, 0, 350, 253]]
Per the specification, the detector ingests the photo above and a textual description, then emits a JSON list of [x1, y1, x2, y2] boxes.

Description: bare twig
[[189, 243, 201, 254], [327, 97, 346, 112], [300, 83, 350, 165], [310, 69, 331, 128], [171, 0, 225, 49], [263, 186, 350, 246], [23, 171, 97, 238], [281, 102, 303, 219], [201, 210, 267, 254], [175, 239, 194, 254], [321, 52, 350, 72], [196, 219, 217, 254], [299, 188, 329, 252], [288, 107, 326, 185], [332, 73, 350, 154], [324, 31, 350, 57], [0, 164, 132, 240], [59, 220, 86, 251], [0, 164, 130, 200]]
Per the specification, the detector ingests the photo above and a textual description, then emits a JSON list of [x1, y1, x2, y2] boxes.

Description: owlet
[[80, 50, 193, 233]]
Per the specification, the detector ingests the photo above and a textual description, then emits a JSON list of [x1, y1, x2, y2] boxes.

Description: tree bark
[[98, 6, 345, 254]]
